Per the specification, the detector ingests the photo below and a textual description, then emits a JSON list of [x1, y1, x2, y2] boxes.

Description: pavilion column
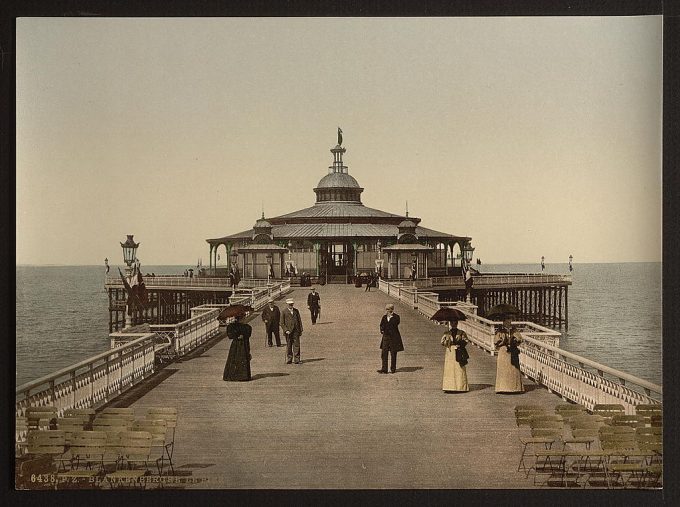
[[315, 243, 320, 276], [397, 253, 400, 280]]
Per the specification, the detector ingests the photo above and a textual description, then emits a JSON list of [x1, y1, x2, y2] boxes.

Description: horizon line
[[15, 260, 662, 267]]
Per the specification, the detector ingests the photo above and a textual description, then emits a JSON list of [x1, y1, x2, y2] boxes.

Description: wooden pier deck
[[116, 284, 567, 489]]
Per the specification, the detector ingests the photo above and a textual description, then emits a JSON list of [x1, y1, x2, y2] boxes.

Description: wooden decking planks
[[126, 284, 564, 488]]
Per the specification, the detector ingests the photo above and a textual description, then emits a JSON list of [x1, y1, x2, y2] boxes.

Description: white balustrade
[[378, 277, 659, 411], [15, 333, 160, 443]]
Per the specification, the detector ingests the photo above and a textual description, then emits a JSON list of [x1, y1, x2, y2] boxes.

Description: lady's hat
[[219, 304, 254, 320], [286, 298, 295, 304], [385, 303, 395, 310], [267, 298, 274, 303], [487, 303, 520, 320]]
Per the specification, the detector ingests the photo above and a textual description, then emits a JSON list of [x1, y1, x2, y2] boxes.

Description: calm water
[[15, 263, 662, 386]]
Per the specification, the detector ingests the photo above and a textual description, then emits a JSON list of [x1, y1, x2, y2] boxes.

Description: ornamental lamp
[[120, 235, 139, 267], [463, 243, 475, 263]]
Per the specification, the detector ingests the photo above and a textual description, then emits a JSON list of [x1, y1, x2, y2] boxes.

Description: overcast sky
[[16, 16, 662, 266]]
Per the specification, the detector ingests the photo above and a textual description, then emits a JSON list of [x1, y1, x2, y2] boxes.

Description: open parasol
[[486, 304, 520, 320], [430, 307, 467, 322], [219, 304, 254, 320]]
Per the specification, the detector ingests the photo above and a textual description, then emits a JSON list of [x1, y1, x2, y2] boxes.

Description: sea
[[15, 263, 662, 387]]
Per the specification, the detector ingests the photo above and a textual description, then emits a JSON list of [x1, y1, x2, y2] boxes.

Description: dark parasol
[[219, 304, 254, 320], [430, 307, 467, 322], [487, 304, 521, 320]]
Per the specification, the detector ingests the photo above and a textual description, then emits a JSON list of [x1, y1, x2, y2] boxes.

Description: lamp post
[[462, 242, 475, 271], [569, 254, 573, 272], [541, 255, 545, 272], [120, 235, 139, 328]]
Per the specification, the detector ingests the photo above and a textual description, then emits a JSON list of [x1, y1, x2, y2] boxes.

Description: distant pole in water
[[569, 254, 573, 272], [541, 255, 545, 272]]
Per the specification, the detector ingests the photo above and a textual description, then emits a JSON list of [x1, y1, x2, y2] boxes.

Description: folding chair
[[56, 431, 108, 485], [105, 431, 153, 489], [26, 406, 58, 431], [634, 404, 662, 425], [522, 415, 564, 481], [555, 403, 587, 421], [514, 405, 546, 428], [24, 429, 68, 482], [64, 408, 97, 426], [592, 404, 625, 425], [132, 419, 168, 475], [600, 426, 638, 488], [101, 407, 135, 417], [146, 408, 177, 474], [611, 415, 646, 429]]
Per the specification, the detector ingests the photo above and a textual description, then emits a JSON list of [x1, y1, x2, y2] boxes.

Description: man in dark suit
[[281, 298, 304, 364], [307, 287, 321, 324], [261, 298, 281, 347], [378, 303, 404, 374]]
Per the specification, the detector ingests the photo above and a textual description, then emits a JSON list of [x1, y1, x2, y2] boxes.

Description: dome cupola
[[313, 128, 364, 204]]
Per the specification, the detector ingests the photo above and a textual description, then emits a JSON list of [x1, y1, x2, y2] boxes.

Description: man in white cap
[[261, 298, 281, 347], [280, 298, 304, 364]]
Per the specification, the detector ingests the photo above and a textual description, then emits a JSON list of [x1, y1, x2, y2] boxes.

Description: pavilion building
[[206, 134, 472, 282]]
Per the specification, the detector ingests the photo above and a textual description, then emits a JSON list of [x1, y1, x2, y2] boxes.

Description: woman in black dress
[[223, 312, 253, 381]]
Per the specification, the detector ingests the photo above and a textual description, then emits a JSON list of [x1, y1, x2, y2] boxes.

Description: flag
[[135, 268, 148, 307], [118, 267, 134, 315]]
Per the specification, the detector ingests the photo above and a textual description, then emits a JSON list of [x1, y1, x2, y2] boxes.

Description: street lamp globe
[[463, 243, 475, 263], [120, 235, 139, 267]]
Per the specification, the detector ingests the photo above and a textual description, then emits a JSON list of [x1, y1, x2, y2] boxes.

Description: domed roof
[[316, 172, 361, 189], [254, 218, 272, 228], [398, 219, 417, 228]]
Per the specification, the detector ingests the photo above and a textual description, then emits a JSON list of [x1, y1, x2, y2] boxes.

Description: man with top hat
[[378, 303, 404, 374], [307, 287, 321, 324], [281, 298, 304, 364], [261, 298, 282, 347]]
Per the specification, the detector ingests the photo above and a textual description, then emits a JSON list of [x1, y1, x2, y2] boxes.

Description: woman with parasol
[[222, 305, 254, 381], [431, 307, 470, 393], [488, 304, 524, 394]]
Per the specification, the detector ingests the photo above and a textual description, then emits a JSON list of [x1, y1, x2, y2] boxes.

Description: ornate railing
[[105, 276, 291, 290], [105, 275, 232, 288], [430, 273, 572, 287], [228, 281, 292, 310], [520, 337, 662, 412], [15, 334, 163, 441], [378, 277, 661, 411]]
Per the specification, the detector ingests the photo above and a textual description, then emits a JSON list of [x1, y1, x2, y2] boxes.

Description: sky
[[15, 16, 662, 266]]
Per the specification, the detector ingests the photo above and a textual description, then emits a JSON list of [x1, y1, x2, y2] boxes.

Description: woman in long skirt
[[441, 319, 469, 392], [223, 313, 252, 381], [494, 317, 523, 393]]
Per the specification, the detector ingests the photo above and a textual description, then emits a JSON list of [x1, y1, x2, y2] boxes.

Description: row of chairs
[[18, 406, 178, 488], [515, 403, 662, 488]]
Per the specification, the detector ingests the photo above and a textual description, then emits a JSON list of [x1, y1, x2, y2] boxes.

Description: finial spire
[[406, 200, 409, 217], [261, 201, 264, 219], [337, 127, 343, 146]]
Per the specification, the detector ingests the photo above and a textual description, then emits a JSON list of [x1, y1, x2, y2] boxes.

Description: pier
[[16, 283, 661, 489], [104, 272, 572, 332]]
